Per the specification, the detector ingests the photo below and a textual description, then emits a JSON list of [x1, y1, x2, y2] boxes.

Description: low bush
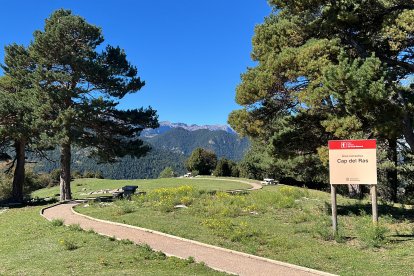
[[0, 174, 12, 201], [139, 185, 199, 212], [50, 219, 64, 227], [136, 244, 167, 261], [355, 216, 389, 248], [115, 200, 136, 215], [201, 218, 258, 241], [68, 224, 83, 232], [59, 239, 78, 251]]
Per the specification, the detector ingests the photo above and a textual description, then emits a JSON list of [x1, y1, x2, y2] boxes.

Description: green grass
[[0, 205, 226, 276], [76, 184, 414, 276], [32, 177, 252, 199]]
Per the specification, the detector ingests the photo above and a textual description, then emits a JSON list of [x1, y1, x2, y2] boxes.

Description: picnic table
[[112, 185, 139, 199]]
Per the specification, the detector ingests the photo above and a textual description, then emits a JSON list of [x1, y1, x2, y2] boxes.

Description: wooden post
[[331, 184, 338, 234], [371, 185, 378, 224]]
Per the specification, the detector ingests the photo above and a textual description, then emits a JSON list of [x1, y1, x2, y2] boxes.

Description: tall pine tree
[[229, 1, 414, 201], [29, 9, 158, 201], [0, 45, 51, 203]]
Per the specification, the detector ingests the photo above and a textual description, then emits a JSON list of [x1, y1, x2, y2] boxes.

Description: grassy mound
[[31, 177, 253, 199], [77, 184, 414, 276]]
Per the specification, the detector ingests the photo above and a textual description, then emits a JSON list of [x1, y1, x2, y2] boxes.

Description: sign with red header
[[328, 139, 377, 185]]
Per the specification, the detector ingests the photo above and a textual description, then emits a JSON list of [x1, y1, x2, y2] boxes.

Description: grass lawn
[[76, 184, 414, 276], [32, 177, 253, 199], [0, 205, 225, 276]]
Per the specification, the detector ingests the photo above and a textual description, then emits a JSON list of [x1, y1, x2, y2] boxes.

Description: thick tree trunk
[[11, 140, 26, 203], [59, 143, 72, 201], [387, 138, 398, 202]]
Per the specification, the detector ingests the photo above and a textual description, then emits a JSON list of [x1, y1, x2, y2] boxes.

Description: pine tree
[[0, 45, 51, 203], [29, 9, 158, 201], [229, 1, 414, 201]]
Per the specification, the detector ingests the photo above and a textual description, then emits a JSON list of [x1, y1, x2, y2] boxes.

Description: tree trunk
[[398, 91, 414, 152], [347, 184, 362, 199], [11, 139, 26, 203], [59, 143, 72, 201], [387, 138, 398, 202], [402, 112, 414, 152]]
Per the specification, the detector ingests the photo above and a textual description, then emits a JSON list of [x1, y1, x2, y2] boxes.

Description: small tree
[[214, 158, 238, 177], [186, 148, 217, 175], [159, 167, 176, 178]]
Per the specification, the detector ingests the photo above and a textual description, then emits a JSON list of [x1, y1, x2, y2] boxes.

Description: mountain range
[[141, 121, 237, 137], [35, 122, 250, 179], [143, 127, 249, 160]]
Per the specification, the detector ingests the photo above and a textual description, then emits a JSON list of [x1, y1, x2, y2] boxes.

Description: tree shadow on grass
[[336, 203, 414, 222], [0, 197, 58, 209]]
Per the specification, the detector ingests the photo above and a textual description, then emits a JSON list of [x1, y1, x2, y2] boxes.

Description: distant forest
[[34, 128, 249, 179], [35, 147, 187, 179]]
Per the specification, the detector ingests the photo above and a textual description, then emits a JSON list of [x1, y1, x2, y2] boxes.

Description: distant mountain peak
[[141, 121, 237, 137], [159, 121, 236, 134]]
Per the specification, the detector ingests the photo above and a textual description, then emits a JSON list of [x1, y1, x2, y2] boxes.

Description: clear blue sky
[[0, 1, 271, 125]]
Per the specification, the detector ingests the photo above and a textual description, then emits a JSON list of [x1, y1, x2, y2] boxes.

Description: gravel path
[[190, 177, 263, 191], [41, 179, 336, 276]]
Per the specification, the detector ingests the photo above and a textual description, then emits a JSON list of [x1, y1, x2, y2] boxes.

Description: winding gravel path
[[189, 177, 263, 191], [41, 179, 336, 276]]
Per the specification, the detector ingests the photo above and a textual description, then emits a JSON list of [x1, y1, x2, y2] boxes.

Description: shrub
[[68, 224, 83, 231], [95, 171, 104, 179], [71, 170, 82, 179], [0, 174, 12, 201], [313, 216, 335, 241], [356, 216, 389, 248], [230, 221, 258, 242], [83, 171, 95, 178], [291, 210, 312, 224], [59, 239, 78, 250], [142, 185, 198, 212], [120, 239, 134, 245], [159, 167, 176, 178], [115, 200, 136, 215], [201, 218, 258, 241], [50, 219, 64, 227], [24, 171, 52, 195], [139, 244, 167, 260], [202, 218, 233, 233], [49, 169, 61, 184]]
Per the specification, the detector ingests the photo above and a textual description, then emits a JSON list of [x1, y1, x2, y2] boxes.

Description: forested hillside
[[35, 147, 186, 179], [143, 128, 249, 160], [33, 127, 249, 179]]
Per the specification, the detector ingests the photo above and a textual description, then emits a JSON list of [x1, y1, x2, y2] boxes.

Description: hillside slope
[[35, 147, 186, 179], [34, 125, 249, 179], [143, 128, 249, 160]]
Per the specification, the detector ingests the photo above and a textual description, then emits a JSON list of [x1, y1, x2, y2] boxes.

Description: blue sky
[[0, 1, 271, 125]]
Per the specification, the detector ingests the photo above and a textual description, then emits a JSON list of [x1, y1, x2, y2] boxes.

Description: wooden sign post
[[328, 140, 378, 233]]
